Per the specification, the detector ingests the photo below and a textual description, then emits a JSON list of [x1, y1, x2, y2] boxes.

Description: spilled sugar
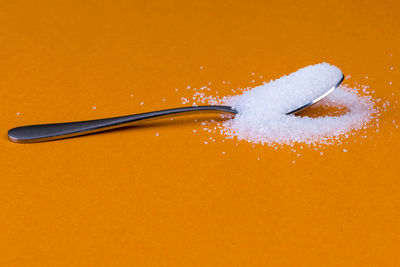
[[185, 63, 384, 146], [224, 83, 375, 145]]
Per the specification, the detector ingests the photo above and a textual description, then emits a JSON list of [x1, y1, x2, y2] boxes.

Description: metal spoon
[[8, 75, 343, 143]]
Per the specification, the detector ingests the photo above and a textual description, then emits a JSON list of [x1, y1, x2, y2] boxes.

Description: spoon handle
[[8, 105, 237, 143]]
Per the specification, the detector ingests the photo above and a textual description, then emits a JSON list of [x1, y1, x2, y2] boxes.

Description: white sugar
[[190, 62, 378, 146], [224, 84, 375, 144], [229, 63, 343, 115]]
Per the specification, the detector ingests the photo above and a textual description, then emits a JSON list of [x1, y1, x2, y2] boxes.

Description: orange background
[[1, 0, 400, 265]]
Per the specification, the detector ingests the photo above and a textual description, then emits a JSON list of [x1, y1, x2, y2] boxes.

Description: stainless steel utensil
[[8, 75, 343, 143]]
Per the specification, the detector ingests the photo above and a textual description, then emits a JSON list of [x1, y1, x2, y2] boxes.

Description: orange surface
[[1, 0, 400, 265]]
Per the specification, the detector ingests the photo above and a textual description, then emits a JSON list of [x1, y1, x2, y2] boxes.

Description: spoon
[[8, 75, 343, 143]]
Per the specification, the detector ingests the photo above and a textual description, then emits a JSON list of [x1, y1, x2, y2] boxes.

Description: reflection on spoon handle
[[8, 105, 237, 143]]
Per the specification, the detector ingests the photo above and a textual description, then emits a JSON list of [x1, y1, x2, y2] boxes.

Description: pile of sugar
[[191, 63, 378, 145], [228, 63, 344, 115]]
